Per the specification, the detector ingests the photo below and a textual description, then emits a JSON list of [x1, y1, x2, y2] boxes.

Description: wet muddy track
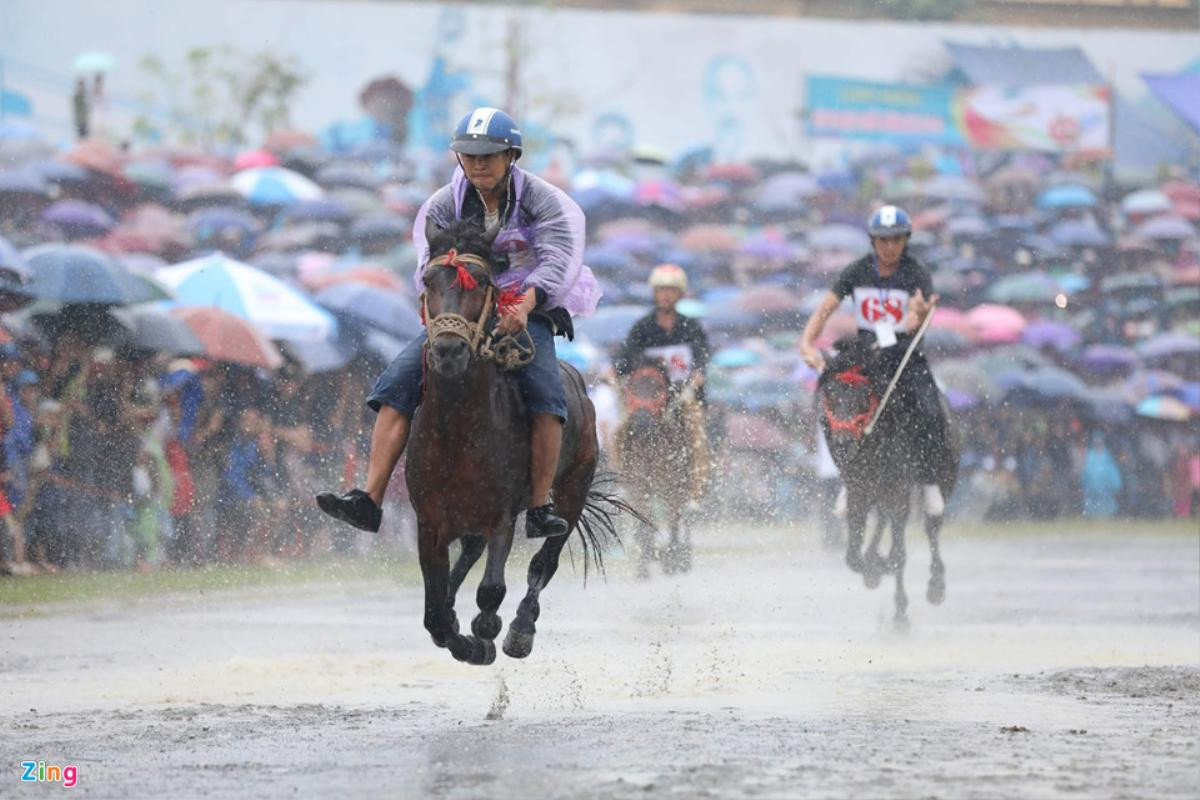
[[2, 527, 1197, 799]]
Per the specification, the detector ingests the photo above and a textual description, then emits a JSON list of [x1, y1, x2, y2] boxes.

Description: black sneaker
[[525, 504, 569, 539], [316, 489, 382, 533]]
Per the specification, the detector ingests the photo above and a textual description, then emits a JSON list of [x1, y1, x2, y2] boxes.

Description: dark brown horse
[[408, 219, 623, 665], [617, 361, 693, 577], [818, 335, 959, 627]]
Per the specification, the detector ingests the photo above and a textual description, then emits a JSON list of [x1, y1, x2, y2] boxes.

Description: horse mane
[[818, 334, 880, 392], [426, 219, 495, 264]]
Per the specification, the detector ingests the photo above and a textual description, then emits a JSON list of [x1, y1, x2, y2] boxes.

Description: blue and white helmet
[[451, 107, 523, 158], [868, 205, 912, 237]]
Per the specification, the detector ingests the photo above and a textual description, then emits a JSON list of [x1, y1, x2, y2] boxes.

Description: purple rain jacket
[[412, 165, 601, 317]]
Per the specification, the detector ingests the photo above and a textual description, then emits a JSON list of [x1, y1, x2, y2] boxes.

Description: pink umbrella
[[929, 307, 972, 336], [966, 304, 1027, 344], [234, 149, 280, 170]]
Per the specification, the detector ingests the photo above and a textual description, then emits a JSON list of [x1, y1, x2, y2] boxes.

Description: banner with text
[[805, 76, 963, 145]]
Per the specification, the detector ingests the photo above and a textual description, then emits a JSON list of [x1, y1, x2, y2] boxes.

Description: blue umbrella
[[41, 200, 116, 237], [808, 224, 870, 254], [231, 167, 324, 206], [1049, 219, 1111, 248], [281, 198, 355, 224], [574, 304, 647, 346], [315, 283, 423, 340], [24, 244, 172, 305], [188, 207, 262, 239], [712, 347, 762, 368], [1134, 215, 1196, 242], [0, 168, 51, 198], [1037, 185, 1098, 209], [1138, 332, 1200, 361], [350, 213, 408, 244]]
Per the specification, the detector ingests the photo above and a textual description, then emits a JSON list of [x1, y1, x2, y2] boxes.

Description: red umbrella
[[734, 285, 805, 314], [704, 163, 760, 184], [171, 306, 283, 369], [930, 307, 972, 336], [234, 149, 280, 170], [678, 224, 740, 253], [63, 138, 124, 176]]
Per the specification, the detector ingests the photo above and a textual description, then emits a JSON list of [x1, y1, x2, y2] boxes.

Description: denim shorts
[[366, 315, 568, 422]]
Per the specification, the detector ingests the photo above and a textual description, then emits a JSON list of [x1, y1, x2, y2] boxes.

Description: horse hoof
[[863, 570, 882, 590], [845, 552, 865, 574], [475, 638, 497, 666], [894, 614, 910, 633], [635, 562, 651, 581], [472, 614, 503, 641], [503, 627, 535, 659], [927, 578, 945, 606]]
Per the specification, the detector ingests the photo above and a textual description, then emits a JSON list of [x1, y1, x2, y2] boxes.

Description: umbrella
[[304, 267, 409, 293], [753, 171, 819, 211], [315, 283, 423, 340], [177, 182, 243, 210], [0, 237, 33, 312], [1049, 219, 1111, 248], [1162, 179, 1200, 220], [1075, 344, 1139, 373], [156, 253, 336, 341], [985, 271, 1061, 304], [1121, 189, 1173, 216], [26, 159, 90, 187], [922, 175, 986, 204], [924, 327, 972, 355], [704, 163, 760, 184], [188, 207, 262, 239], [712, 347, 763, 368], [998, 365, 1087, 402], [733, 285, 805, 315], [966, 304, 1027, 344], [1036, 184, 1098, 209], [24, 244, 172, 305], [808, 224, 870, 255], [113, 306, 205, 355], [740, 235, 794, 261], [1020, 319, 1082, 351], [231, 166, 324, 205], [574, 304, 647, 345], [1137, 332, 1200, 361], [677, 225, 740, 253], [945, 216, 989, 238], [63, 139, 124, 176], [171, 306, 283, 369], [1122, 369, 1186, 402], [280, 198, 355, 224], [1133, 215, 1196, 242], [233, 150, 280, 170], [41, 200, 116, 237], [315, 162, 382, 191], [934, 358, 997, 400], [1077, 387, 1134, 425], [1135, 395, 1191, 422], [0, 167, 52, 199], [278, 335, 356, 374], [571, 170, 635, 197], [929, 307, 972, 336]]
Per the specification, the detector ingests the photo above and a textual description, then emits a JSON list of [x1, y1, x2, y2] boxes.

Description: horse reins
[[422, 250, 535, 371]]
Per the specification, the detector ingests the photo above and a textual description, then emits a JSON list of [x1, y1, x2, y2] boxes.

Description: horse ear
[[482, 215, 502, 247], [423, 216, 442, 250]]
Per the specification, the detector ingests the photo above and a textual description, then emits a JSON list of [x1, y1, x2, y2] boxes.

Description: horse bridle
[[422, 249, 535, 370], [822, 364, 879, 440]]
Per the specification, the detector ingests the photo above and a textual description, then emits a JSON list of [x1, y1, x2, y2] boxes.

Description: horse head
[[422, 216, 502, 379], [623, 362, 671, 439], [818, 335, 883, 444]]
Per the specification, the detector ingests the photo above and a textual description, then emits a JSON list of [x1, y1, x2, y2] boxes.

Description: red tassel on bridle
[[443, 248, 478, 291], [497, 288, 524, 316]]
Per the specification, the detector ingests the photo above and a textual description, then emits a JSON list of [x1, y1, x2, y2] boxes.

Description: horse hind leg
[[891, 513, 909, 630], [471, 525, 514, 653], [924, 513, 946, 606], [503, 462, 589, 659]]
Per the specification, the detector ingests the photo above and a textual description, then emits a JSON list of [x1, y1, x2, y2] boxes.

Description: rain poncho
[[412, 166, 601, 316], [1081, 440, 1122, 517]]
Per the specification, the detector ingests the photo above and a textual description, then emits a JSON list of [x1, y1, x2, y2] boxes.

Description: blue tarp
[[1142, 74, 1200, 134], [943, 42, 1104, 88]]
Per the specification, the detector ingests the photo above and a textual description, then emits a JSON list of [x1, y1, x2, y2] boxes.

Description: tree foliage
[[133, 46, 308, 148], [875, 0, 969, 22]]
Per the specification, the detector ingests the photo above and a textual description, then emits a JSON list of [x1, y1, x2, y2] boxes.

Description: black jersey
[[613, 312, 711, 377], [832, 252, 933, 333]]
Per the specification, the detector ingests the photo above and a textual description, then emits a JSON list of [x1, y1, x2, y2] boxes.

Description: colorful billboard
[[806, 76, 1111, 154]]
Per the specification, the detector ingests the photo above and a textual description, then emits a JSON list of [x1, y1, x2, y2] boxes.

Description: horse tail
[[574, 472, 650, 581]]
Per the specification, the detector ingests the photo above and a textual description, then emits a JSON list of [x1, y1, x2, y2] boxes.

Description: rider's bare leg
[[530, 413, 562, 507], [366, 406, 411, 507]]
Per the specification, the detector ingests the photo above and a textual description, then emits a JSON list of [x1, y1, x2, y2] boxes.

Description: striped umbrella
[[231, 166, 323, 206], [156, 253, 336, 342]]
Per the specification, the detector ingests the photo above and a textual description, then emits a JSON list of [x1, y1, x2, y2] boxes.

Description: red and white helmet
[[648, 263, 688, 292]]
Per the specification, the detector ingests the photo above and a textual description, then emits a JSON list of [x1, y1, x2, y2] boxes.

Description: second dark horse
[[408, 220, 621, 665], [817, 334, 959, 627]]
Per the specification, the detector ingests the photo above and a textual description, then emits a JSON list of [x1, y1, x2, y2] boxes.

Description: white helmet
[[648, 263, 688, 292]]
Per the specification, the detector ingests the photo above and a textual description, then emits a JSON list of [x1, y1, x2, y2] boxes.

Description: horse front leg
[[419, 530, 492, 665], [504, 529, 569, 659], [924, 512, 946, 605], [471, 523, 514, 649], [844, 491, 869, 575], [447, 535, 487, 635]]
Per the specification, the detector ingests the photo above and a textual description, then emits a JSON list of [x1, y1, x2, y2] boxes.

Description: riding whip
[[863, 299, 938, 437]]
